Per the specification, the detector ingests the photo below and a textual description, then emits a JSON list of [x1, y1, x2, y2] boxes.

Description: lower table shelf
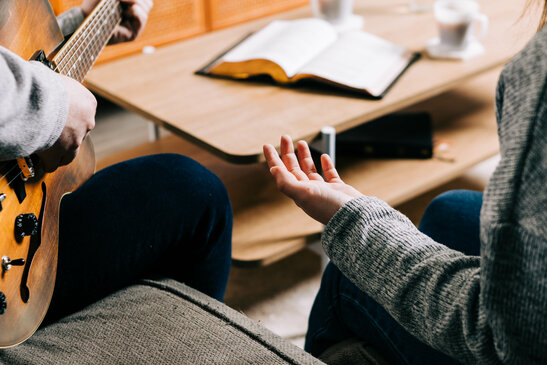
[[97, 68, 501, 267]]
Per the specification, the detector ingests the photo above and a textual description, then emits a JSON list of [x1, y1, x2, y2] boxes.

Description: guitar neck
[[51, 0, 122, 82]]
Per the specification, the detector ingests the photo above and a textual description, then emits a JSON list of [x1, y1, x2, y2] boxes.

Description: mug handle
[[474, 13, 489, 40]]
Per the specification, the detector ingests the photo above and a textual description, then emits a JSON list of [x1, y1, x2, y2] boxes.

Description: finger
[[115, 4, 146, 42], [125, 4, 148, 39], [111, 24, 133, 43], [120, 0, 153, 13], [296, 141, 323, 181], [263, 144, 285, 170], [270, 166, 302, 200], [321, 154, 343, 183], [280, 135, 308, 181]]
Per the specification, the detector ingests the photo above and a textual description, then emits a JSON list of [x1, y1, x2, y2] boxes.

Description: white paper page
[[222, 19, 337, 78], [298, 31, 410, 95]]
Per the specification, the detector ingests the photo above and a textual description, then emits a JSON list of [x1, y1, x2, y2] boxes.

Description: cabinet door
[[50, 0, 207, 64], [207, 0, 309, 30]]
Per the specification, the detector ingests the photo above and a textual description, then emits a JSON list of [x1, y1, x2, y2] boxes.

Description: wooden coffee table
[[87, 0, 535, 266]]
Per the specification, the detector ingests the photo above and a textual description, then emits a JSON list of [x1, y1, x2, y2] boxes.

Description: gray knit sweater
[[0, 8, 84, 161], [323, 28, 547, 364]]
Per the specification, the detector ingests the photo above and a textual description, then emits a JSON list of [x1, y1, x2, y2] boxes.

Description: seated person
[[0, 0, 231, 338], [0, 7, 321, 363], [263, 3, 547, 363]]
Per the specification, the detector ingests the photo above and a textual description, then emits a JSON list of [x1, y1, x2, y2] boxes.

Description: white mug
[[434, 0, 488, 49], [311, 0, 354, 25]]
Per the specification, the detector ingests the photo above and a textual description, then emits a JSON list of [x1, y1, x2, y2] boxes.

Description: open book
[[197, 18, 420, 98]]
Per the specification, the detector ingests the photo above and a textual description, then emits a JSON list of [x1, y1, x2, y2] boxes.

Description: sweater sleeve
[[322, 197, 485, 361], [0, 46, 69, 160], [56, 7, 85, 37]]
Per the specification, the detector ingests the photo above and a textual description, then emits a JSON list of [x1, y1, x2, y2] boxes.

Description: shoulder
[[497, 27, 547, 130], [500, 27, 547, 91]]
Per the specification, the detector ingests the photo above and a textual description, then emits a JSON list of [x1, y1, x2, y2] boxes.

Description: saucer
[[426, 38, 485, 60]]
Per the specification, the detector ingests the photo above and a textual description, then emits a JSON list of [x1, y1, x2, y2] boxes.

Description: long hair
[[529, 0, 547, 30], [541, 0, 547, 29]]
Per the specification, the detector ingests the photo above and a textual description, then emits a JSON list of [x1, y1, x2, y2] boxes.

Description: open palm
[[263, 135, 362, 225]]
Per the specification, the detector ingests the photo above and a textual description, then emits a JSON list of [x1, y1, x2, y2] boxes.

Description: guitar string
[[55, 0, 114, 73], [52, 1, 114, 77], [0, 3, 119, 196], [75, 0, 120, 80], [0, 163, 18, 184], [0, 171, 24, 194], [57, 0, 119, 80], [1, 2, 110, 191], [53, 1, 109, 77], [54, 3, 105, 74], [56, 3, 111, 78]]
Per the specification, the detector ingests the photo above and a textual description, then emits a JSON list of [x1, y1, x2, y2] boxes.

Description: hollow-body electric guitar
[[0, 0, 122, 347]]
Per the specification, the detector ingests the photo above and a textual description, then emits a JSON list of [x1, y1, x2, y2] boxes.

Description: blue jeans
[[305, 190, 483, 364], [45, 154, 232, 322]]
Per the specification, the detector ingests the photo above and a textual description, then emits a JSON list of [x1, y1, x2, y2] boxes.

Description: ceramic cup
[[311, 0, 354, 25], [434, 0, 488, 49]]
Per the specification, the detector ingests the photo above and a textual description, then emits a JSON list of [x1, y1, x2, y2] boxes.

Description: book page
[[221, 19, 338, 78], [297, 31, 412, 96]]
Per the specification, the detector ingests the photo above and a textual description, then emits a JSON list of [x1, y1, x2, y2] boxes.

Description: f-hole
[[20, 182, 46, 303]]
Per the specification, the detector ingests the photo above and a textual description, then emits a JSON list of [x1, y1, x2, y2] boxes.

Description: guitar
[[0, 0, 122, 347]]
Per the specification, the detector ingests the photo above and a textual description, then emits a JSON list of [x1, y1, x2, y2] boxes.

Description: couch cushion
[[0, 278, 323, 364]]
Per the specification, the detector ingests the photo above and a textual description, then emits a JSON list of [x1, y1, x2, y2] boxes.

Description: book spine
[[339, 143, 432, 159]]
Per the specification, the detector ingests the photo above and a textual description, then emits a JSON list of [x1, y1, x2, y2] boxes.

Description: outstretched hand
[[81, 0, 153, 44], [263, 135, 363, 225]]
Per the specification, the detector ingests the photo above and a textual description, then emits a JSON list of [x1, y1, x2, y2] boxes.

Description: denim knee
[[154, 154, 232, 213], [419, 189, 482, 254]]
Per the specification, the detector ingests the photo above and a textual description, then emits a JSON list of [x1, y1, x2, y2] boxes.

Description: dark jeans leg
[[45, 154, 232, 322], [305, 190, 482, 364]]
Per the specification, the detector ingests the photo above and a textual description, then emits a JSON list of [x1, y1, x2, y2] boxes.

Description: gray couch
[[1, 278, 390, 364], [0, 278, 324, 364]]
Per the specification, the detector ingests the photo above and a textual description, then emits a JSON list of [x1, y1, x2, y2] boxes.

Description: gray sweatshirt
[[0, 8, 84, 161], [323, 28, 547, 364]]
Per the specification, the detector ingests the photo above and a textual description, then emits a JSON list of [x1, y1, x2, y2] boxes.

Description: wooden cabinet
[[206, 0, 308, 30], [50, 0, 207, 64]]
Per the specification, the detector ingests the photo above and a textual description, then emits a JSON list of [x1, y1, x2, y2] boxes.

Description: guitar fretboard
[[52, 0, 122, 82]]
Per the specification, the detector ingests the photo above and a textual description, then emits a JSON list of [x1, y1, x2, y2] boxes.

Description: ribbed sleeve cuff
[[322, 195, 393, 251]]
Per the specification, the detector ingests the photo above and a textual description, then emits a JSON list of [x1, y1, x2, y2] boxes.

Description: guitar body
[[0, 0, 95, 348]]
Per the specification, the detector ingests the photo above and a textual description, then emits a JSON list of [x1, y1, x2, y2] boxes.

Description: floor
[[91, 96, 498, 349]]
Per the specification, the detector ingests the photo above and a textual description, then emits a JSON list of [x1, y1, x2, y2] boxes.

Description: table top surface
[[86, 0, 534, 163]]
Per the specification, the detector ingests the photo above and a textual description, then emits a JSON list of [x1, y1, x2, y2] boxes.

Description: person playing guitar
[[0, 0, 232, 348]]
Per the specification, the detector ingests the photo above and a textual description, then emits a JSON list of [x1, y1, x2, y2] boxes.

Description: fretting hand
[[263, 135, 363, 225], [81, 0, 153, 44]]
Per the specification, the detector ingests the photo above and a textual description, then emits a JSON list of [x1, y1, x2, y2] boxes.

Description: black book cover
[[337, 112, 433, 159]]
